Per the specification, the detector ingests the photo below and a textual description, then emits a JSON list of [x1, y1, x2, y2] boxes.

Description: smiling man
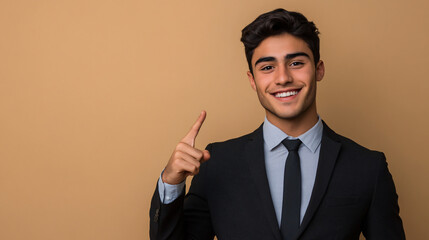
[[247, 33, 324, 137], [150, 9, 405, 240]]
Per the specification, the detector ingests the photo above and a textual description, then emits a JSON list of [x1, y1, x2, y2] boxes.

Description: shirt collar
[[262, 117, 323, 153]]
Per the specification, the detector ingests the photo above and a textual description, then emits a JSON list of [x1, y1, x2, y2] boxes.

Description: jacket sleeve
[[149, 144, 215, 240], [150, 182, 186, 239], [362, 154, 406, 239]]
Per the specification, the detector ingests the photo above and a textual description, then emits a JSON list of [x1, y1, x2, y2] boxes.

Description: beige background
[[1, 0, 428, 239]]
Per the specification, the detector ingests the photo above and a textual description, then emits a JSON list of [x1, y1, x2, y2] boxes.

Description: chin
[[277, 113, 302, 120], [267, 109, 302, 121], [268, 103, 315, 121]]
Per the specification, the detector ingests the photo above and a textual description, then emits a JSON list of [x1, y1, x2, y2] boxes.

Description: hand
[[162, 111, 210, 185]]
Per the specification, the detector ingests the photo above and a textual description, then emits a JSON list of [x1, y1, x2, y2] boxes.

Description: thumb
[[201, 150, 210, 163]]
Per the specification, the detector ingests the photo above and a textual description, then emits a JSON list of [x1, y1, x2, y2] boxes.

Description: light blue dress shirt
[[158, 171, 185, 204], [158, 117, 323, 227], [263, 117, 323, 225]]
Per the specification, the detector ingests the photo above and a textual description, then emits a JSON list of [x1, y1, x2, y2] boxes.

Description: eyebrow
[[285, 52, 310, 60], [254, 56, 275, 67], [254, 52, 310, 67]]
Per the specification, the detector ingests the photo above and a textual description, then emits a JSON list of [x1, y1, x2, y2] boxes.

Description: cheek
[[253, 78, 269, 92], [295, 71, 314, 84], [295, 73, 317, 93]]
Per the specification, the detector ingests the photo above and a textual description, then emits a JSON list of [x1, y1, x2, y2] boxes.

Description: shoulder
[[202, 125, 263, 166], [323, 121, 386, 164], [206, 125, 262, 151]]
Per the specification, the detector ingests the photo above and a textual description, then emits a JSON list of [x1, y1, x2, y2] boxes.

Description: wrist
[[161, 169, 183, 185]]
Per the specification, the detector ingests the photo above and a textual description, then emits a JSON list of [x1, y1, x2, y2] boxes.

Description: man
[[150, 9, 405, 240]]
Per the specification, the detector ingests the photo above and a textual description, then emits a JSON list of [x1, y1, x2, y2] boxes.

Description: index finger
[[181, 111, 206, 147]]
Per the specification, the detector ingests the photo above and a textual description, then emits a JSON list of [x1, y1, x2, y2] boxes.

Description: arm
[[362, 154, 406, 239], [149, 111, 213, 240], [150, 183, 186, 240], [149, 146, 215, 240]]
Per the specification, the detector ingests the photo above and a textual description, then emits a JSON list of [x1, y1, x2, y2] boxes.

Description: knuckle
[[176, 142, 185, 149], [171, 155, 184, 166], [171, 151, 181, 159]]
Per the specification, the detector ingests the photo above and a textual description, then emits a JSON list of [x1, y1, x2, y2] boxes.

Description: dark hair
[[241, 9, 320, 74]]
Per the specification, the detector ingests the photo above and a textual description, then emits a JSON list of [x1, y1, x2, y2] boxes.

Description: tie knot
[[282, 139, 302, 152]]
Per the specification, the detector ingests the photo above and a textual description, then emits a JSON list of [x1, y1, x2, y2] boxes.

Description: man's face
[[247, 33, 324, 125]]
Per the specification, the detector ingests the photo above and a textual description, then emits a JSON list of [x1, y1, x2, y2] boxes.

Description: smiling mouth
[[273, 90, 300, 98]]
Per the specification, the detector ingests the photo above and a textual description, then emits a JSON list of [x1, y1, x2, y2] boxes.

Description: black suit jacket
[[150, 122, 405, 239]]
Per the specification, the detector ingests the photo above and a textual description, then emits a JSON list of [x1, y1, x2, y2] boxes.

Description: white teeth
[[275, 91, 298, 98]]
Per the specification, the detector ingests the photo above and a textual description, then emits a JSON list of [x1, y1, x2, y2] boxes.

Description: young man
[[150, 9, 405, 240]]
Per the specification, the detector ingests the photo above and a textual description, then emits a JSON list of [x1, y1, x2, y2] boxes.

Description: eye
[[290, 61, 304, 67], [260, 65, 274, 71]]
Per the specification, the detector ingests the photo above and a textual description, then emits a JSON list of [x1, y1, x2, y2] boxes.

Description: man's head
[[241, 9, 320, 75], [241, 9, 325, 134]]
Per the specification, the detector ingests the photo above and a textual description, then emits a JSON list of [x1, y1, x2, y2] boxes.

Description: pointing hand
[[162, 111, 210, 185]]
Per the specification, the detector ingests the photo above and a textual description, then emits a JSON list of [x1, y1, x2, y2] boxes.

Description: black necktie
[[280, 139, 302, 240]]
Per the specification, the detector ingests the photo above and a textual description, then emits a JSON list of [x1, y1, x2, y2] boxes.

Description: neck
[[266, 105, 319, 137]]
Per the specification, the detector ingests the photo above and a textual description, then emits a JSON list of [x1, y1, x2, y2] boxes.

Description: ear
[[315, 60, 325, 82], [247, 71, 257, 91]]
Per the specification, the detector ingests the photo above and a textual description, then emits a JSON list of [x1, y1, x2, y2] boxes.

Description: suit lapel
[[244, 126, 282, 240], [296, 122, 342, 239]]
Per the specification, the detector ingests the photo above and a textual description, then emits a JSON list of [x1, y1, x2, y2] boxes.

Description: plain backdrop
[[1, 0, 428, 239]]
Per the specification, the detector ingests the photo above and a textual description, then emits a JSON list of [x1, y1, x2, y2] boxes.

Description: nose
[[275, 65, 292, 85]]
